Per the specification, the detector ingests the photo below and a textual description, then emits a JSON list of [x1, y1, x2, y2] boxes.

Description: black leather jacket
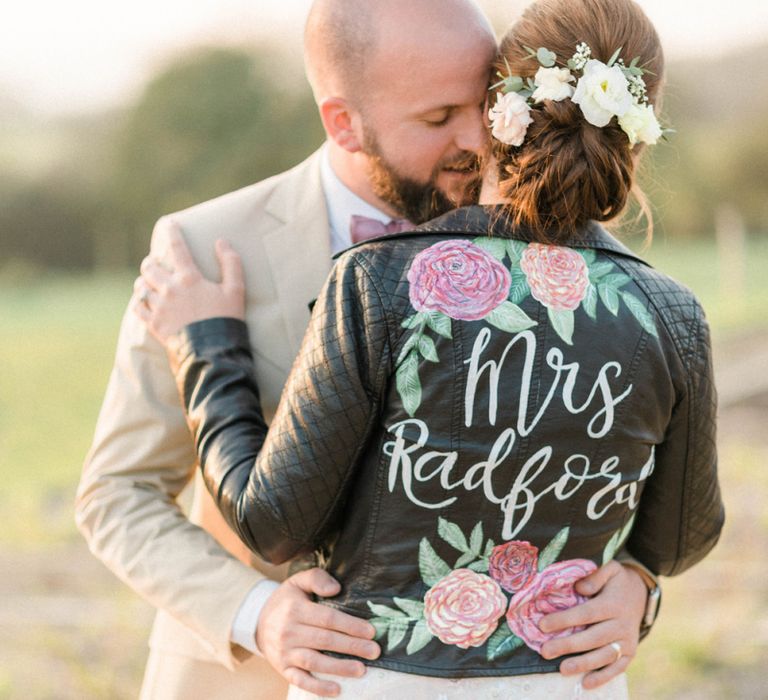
[[174, 206, 723, 678]]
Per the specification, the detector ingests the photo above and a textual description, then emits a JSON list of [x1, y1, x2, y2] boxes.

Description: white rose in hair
[[532, 67, 575, 103], [572, 59, 633, 127], [618, 102, 663, 145], [488, 91, 534, 147]]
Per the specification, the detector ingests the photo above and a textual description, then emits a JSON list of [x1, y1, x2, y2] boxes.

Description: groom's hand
[[256, 568, 380, 697], [537, 560, 647, 689]]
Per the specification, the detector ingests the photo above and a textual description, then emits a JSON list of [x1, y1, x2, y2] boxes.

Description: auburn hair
[[491, 0, 665, 243]]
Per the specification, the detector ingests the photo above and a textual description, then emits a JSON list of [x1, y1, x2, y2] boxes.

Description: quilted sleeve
[[174, 253, 392, 564], [626, 297, 725, 576]]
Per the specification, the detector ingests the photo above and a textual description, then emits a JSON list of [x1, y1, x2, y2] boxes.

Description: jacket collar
[[338, 205, 650, 267], [263, 149, 334, 356]]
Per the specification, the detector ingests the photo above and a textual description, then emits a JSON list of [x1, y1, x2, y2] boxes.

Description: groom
[[76, 0, 654, 698]]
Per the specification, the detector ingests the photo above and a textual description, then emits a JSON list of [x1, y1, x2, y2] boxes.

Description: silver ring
[[139, 290, 150, 306], [609, 641, 622, 663]]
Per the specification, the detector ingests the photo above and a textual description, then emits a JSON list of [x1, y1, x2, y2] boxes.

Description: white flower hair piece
[[488, 91, 534, 146], [489, 43, 672, 147]]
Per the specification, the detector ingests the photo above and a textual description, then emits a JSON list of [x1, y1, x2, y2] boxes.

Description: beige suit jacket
[[76, 149, 334, 695]]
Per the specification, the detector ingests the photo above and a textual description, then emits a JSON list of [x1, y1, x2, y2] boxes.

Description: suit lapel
[[263, 149, 334, 358]]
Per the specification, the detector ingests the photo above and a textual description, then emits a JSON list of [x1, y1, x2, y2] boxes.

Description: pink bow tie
[[350, 215, 414, 244]]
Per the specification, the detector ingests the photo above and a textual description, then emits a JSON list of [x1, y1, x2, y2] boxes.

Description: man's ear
[[319, 97, 363, 153]]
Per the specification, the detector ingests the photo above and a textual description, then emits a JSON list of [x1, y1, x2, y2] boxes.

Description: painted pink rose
[[505, 559, 598, 653], [424, 568, 507, 649], [520, 243, 590, 311], [408, 240, 511, 321], [488, 541, 539, 594]]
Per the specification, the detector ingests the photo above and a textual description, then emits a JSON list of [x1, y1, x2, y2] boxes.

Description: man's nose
[[454, 108, 488, 156]]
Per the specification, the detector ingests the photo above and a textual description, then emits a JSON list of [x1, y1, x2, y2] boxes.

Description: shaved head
[[305, 0, 496, 222], [304, 0, 495, 104]]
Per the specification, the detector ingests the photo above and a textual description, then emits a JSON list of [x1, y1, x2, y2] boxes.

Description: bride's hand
[[132, 221, 245, 347]]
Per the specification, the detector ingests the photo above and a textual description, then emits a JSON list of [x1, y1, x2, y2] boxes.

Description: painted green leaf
[[401, 313, 423, 330], [418, 334, 439, 363], [486, 301, 537, 334], [396, 350, 422, 417], [370, 617, 389, 640], [424, 311, 452, 339], [538, 526, 570, 571], [393, 597, 425, 619], [602, 530, 622, 565], [454, 550, 477, 568], [582, 284, 598, 320], [367, 601, 407, 619], [396, 333, 419, 365], [603, 513, 638, 564], [548, 308, 575, 345], [406, 620, 434, 655], [621, 292, 658, 337], [537, 47, 557, 68], [438, 517, 469, 552], [387, 618, 410, 651], [602, 272, 632, 289], [473, 237, 508, 261], [579, 248, 597, 265], [589, 261, 615, 280], [484, 539, 496, 557], [508, 270, 531, 305], [507, 240, 528, 263], [419, 537, 451, 586], [469, 522, 484, 556], [468, 558, 490, 573], [598, 284, 620, 316], [617, 512, 637, 550], [486, 625, 525, 661]]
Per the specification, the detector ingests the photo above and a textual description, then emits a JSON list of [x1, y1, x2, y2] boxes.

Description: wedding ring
[[609, 641, 623, 663], [139, 289, 150, 306]]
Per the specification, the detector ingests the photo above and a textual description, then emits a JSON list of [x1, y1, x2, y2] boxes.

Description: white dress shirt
[[230, 146, 391, 654]]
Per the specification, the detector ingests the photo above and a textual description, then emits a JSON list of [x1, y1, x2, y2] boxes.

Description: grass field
[[1, 236, 767, 698]]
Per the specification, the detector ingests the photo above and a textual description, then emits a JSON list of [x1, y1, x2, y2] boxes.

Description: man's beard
[[362, 131, 481, 225]]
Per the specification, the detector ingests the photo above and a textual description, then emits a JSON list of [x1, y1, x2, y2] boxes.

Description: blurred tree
[[2, 41, 766, 272], [109, 46, 325, 265], [0, 174, 100, 272]]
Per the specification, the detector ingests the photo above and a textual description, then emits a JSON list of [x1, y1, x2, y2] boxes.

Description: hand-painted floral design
[[366, 517, 637, 659], [407, 240, 511, 321], [424, 568, 508, 649], [396, 237, 658, 412], [520, 243, 590, 312], [488, 540, 539, 594], [505, 559, 598, 653]]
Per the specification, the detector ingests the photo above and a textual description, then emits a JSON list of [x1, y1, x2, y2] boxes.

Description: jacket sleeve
[[626, 301, 725, 576], [175, 253, 392, 564], [74, 219, 269, 670]]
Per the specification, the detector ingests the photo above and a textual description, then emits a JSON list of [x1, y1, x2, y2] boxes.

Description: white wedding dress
[[287, 668, 629, 699]]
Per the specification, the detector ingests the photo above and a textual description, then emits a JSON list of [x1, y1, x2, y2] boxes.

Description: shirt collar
[[320, 146, 391, 255]]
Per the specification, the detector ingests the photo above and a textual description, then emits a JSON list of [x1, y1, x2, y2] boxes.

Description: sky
[[2, 0, 768, 115]]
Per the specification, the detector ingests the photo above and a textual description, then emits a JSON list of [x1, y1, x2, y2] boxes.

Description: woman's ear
[[319, 97, 364, 153]]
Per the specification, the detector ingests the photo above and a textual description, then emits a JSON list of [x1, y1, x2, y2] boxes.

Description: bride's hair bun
[[492, 0, 664, 243]]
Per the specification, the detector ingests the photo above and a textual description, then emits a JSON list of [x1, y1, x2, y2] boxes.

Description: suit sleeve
[[175, 253, 392, 564], [626, 304, 725, 576], [74, 218, 268, 670]]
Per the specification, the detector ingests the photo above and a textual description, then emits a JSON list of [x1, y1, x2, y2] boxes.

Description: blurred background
[[1, 1, 766, 697]]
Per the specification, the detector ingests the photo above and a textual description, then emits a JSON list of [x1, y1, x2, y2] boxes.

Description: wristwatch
[[616, 553, 662, 639]]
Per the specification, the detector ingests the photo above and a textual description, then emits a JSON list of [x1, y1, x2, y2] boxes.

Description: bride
[[134, 0, 723, 697]]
